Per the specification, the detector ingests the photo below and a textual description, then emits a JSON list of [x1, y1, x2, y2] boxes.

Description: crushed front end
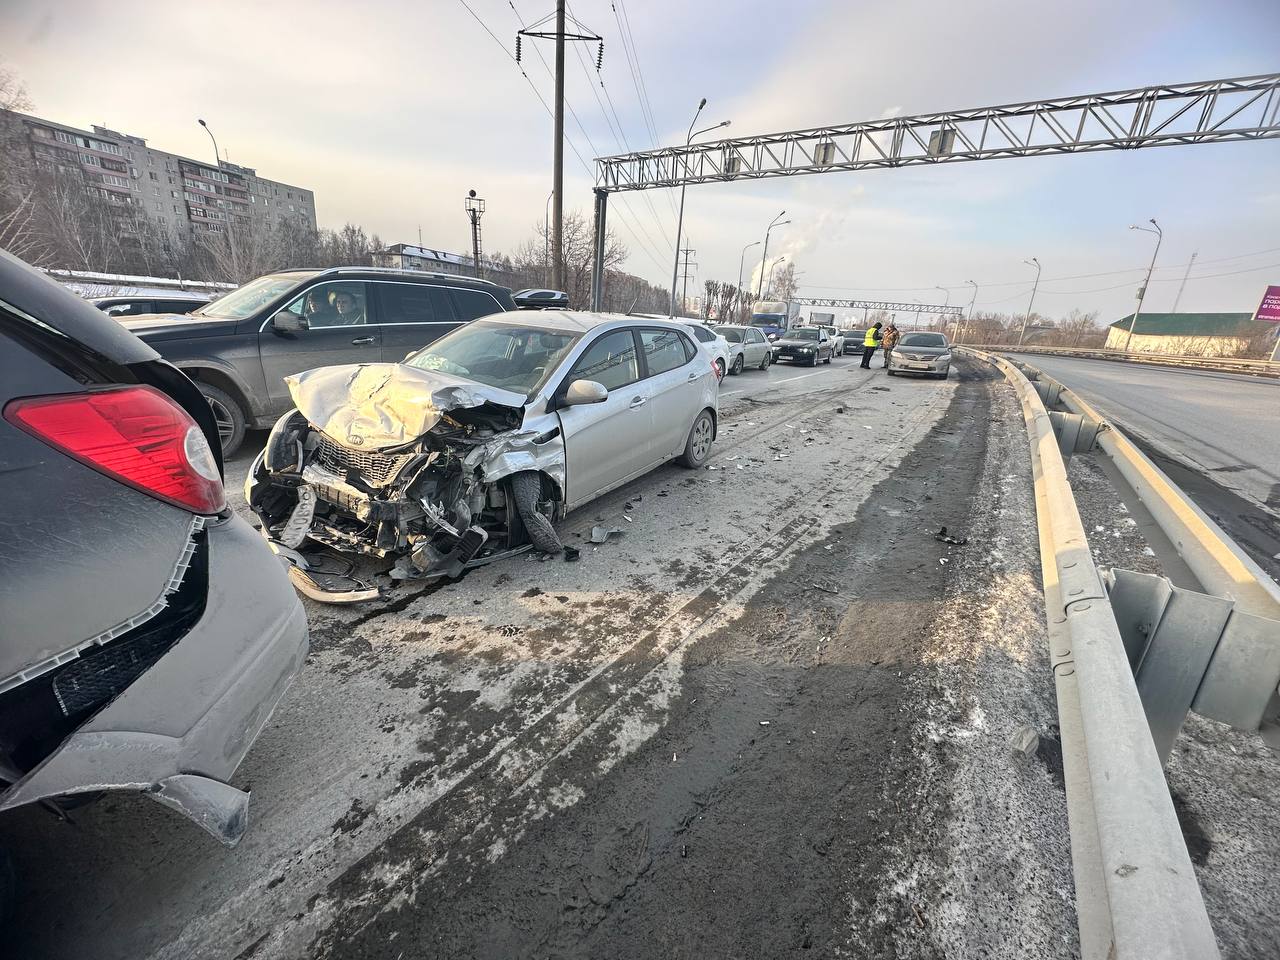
[[246, 364, 566, 602]]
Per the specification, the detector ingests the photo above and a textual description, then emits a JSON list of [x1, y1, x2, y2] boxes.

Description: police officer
[[859, 322, 883, 369]]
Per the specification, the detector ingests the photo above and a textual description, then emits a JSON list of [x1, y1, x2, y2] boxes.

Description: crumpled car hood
[[286, 363, 528, 451]]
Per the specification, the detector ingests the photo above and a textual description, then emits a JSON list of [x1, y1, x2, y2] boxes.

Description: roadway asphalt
[[1003, 354, 1280, 515], [4, 354, 1077, 959]]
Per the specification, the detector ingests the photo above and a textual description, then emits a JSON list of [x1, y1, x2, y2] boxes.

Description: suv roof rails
[[320, 266, 501, 287]]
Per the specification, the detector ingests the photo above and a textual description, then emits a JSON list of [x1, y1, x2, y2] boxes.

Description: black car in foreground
[[0, 250, 308, 899], [116, 267, 518, 455], [771, 326, 835, 366]]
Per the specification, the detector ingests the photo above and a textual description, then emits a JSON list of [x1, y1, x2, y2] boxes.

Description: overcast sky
[[5, 0, 1279, 321]]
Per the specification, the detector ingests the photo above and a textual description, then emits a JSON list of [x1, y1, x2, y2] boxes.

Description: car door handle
[[687, 372, 699, 381], [350, 336, 376, 345], [629, 396, 647, 409]]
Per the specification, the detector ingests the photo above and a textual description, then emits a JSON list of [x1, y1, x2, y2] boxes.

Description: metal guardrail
[[969, 343, 1280, 378], [961, 346, 1221, 960]]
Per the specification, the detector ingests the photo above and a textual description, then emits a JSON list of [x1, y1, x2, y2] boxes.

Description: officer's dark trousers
[[860, 345, 878, 368]]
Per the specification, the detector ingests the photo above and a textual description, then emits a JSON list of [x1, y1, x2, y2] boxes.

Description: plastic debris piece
[[758, 720, 771, 727], [624, 515, 633, 522], [1011, 725, 1039, 758], [934, 526, 969, 546], [939, 557, 949, 565], [810, 582, 838, 594], [589, 526, 623, 544], [564, 546, 580, 562]]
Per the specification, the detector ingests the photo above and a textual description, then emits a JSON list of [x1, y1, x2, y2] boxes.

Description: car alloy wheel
[[731, 353, 745, 375], [691, 414, 712, 461]]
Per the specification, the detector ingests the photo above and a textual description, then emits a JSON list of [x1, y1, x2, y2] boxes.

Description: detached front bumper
[[0, 515, 308, 846]]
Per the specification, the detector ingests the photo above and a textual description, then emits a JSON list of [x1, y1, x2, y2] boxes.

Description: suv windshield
[[195, 273, 316, 320], [406, 319, 581, 394], [900, 332, 947, 347], [790, 328, 819, 341], [715, 327, 744, 343]]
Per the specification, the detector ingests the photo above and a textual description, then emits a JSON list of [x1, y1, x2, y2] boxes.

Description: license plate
[[903, 361, 930, 369]]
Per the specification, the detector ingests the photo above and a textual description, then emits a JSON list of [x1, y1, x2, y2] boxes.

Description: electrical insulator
[[515, 34, 522, 63], [596, 41, 604, 70]]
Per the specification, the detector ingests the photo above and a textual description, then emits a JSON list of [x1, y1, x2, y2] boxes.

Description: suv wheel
[[197, 382, 247, 457]]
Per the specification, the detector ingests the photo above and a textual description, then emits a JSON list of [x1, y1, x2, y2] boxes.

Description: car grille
[[314, 432, 415, 486]]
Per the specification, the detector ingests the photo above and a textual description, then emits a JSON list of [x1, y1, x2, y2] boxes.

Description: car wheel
[[509, 471, 563, 554], [808, 353, 818, 367], [197, 382, 247, 457], [679, 410, 715, 468], [759, 351, 771, 370], [730, 353, 745, 375], [824, 350, 832, 364], [886, 369, 896, 377], [715, 358, 726, 380]]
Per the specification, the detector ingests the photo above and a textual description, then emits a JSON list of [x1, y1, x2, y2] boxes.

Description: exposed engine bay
[[246, 363, 566, 602]]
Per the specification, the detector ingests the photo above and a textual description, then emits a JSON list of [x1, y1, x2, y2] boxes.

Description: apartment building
[[5, 110, 317, 241]]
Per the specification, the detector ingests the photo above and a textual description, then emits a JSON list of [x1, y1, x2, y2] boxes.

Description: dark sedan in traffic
[[771, 326, 835, 366]]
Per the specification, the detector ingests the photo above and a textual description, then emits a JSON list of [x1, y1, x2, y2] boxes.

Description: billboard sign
[[1254, 284, 1280, 323]]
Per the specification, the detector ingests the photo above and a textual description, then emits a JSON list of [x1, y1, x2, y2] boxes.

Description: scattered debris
[[934, 526, 969, 546], [863, 425, 874, 430], [563, 546, 580, 562], [589, 526, 623, 544], [758, 720, 771, 727], [623, 515, 633, 523], [912, 903, 927, 929], [1011, 725, 1040, 758], [681, 844, 689, 858], [872, 386, 890, 392], [835, 405, 846, 413], [939, 558, 949, 565], [809, 582, 838, 595]]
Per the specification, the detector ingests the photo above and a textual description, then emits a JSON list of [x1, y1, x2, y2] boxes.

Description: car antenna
[[625, 296, 640, 315]]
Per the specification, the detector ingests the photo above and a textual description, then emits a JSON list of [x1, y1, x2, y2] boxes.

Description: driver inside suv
[[331, 289, 366, 325]]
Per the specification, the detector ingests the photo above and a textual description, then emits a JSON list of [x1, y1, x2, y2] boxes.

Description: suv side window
[[639, 328, 688, 377], [569, 329, 639, 391], [103, 301, 154, 317], [376, 283, 437, 324], [449, 288, 505, 322], [282, 281, 370, 328]]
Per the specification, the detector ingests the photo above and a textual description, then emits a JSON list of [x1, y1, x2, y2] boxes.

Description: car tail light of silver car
[[4, 385, 225, 514], [710, 358, 722, 382]]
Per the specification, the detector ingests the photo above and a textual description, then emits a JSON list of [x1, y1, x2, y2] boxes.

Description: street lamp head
[[698, 97, 707, 110], [197, 118, 207, 128]]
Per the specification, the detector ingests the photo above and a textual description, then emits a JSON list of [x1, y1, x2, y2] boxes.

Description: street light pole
[[1017, 257, 1041, 347], [197, 118, 220, 165], [544, 190, 553, 287], [963, 280, 978, 344], [669, 103, 729, 316], [766, 256, 786, 296], [755, 212, 789, 300], [1123, 219, 1163, 353]]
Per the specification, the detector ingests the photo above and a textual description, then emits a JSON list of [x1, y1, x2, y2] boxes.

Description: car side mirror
[[272, 311, 308, 333], [564, 379, 608, 405]]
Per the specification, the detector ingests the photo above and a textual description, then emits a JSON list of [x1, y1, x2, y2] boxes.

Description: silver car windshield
[[900, 333, 947, 347], [195, 273, 317, 320], [406, 319, 581, 394]]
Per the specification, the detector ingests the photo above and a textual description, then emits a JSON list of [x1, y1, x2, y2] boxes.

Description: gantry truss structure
[[596, 73, 1280, 192], [588, 74, 1280, 307], [793, 297, 963, 317]]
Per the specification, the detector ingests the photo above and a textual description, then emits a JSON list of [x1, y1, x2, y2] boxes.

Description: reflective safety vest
[[863, 328, 881, 348]]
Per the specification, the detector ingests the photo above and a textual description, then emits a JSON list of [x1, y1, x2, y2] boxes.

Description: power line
[[456, 0, 667, 274], [564, 1, 674, 254], [506, 0, 669, 269]]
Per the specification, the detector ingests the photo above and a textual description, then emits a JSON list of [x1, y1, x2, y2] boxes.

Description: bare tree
[[772, 262, 799, 301]]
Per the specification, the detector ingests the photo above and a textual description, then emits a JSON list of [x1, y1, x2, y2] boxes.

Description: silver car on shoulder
[[246, 312, 720, 600], [887, 331, 952, 378], [712, 324, 773, 373]]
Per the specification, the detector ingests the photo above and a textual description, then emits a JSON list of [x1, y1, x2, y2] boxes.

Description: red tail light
[[4, 385, 225, 514], [710, 358, 722, 381]]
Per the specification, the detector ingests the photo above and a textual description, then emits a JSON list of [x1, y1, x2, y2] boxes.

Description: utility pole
[[465, 190, 485, 279], [1124, 219, 1163, 352], [756, 212, 789, 300], [676, 246, 696, 315], [1017, 257, 1041, 347], [518, 6, 601, 294], [669, 101, 730, 316], [1172, 250, 1197, 313], [197, 118, 220, 165], [964, 280, 978, 344]]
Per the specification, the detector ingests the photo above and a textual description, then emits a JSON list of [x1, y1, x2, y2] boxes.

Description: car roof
[[712, 323, 749, 329], [306, 266, 506, 290], [478, 310, 692, 335], [0, 249, 158, 364]]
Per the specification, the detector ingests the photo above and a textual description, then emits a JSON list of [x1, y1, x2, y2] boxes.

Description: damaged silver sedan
[[246, 312, 721, 601]]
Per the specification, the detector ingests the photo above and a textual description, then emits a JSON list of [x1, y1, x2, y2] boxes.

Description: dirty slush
[[298, 360, 1074, 959]]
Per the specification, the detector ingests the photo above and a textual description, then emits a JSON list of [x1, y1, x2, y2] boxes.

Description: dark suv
[[118, 267, 517, 455]]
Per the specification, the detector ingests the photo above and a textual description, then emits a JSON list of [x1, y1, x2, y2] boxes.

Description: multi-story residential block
[[4, 110, 317, 241]]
